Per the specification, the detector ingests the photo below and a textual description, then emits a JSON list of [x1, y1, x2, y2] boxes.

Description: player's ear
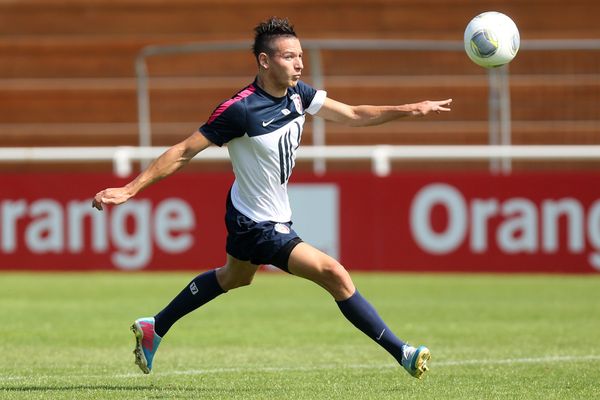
[[258, 53, 269, 69]]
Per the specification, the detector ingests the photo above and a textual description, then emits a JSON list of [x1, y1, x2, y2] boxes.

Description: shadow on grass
[[1, 385, 157, 392], [0, 384, 281, 394]]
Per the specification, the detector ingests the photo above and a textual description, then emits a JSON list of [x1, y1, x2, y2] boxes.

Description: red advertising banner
[[1, 171, 599, 273], [330, 172, 600, 274], [0, 173, 232, 271]]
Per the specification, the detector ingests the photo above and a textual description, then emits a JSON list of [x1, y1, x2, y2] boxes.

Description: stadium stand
[[1, 0, 599, 171]]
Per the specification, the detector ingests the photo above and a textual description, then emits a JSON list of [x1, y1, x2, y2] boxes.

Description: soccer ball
[[464, 11, 520, 68]]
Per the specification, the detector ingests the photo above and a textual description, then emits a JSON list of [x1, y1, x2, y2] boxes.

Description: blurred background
[[2, 4, 600, 397], [1, 0, 599, 273]]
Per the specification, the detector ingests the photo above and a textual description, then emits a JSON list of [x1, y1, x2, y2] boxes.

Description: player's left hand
[[92, 187, 133, 211], [414, 99, 452, 116]]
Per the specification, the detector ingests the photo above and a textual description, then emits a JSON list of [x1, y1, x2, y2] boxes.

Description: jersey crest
[[291, 94, 303, 114]]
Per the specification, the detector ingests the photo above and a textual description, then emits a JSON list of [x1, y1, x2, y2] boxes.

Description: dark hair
[[252, 17, 297, 61]]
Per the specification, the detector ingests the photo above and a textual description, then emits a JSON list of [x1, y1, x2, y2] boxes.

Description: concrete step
[[1, 75, 598, 123], [3, 33, 599, 79], [1, 120, 598, 148], [2, 0, 599, 39]]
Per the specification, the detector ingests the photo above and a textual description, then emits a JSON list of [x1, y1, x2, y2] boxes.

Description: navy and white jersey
[[199, 79, 327, 222]]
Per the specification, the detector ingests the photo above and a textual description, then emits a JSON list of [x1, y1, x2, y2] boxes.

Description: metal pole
[[488, 68, 501, 173], [309, 47, 326, 175], [499, 64, 512, 173], [135, 55, 152, 170]]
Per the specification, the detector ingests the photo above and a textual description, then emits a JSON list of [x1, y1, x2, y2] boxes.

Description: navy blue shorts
[[225, 192, 302, 272]]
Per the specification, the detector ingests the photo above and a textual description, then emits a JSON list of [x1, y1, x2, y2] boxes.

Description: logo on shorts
[[274, 223, 291, 234], [190, 282, 199, 295]]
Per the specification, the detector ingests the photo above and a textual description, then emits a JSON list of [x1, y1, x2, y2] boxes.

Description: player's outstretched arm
[[315, 97, 452, 127], [92, 131, 212, 210]]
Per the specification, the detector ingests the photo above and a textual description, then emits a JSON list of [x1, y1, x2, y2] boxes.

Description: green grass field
[[1, 272, 599, 399]]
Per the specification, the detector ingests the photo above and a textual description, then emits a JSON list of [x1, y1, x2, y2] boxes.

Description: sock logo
[[189, 282, 199, 295]]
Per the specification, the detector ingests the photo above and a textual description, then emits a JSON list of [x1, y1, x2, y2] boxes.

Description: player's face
[[267, 36, 304, 88]]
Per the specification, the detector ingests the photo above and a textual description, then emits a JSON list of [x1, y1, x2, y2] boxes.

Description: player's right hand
[[92, 187, 133, 211], [413, 99, 452, 116]]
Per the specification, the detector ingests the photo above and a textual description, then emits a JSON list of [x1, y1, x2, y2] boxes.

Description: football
[[464, 11, 520, 68]]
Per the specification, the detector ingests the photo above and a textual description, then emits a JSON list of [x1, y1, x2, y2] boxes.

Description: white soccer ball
[[464, 11, 520, 68]]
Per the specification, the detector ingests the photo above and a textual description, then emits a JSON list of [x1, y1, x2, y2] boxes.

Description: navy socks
[[154, 270, 225, 337], [152, 273, 405, 365], [336, 290, 406, 364]]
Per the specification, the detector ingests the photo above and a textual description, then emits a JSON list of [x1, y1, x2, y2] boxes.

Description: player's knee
[[320, 260, 349, 285], [319, 261, 355, 298]]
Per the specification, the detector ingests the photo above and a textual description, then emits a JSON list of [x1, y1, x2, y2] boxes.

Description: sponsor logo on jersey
[[190, 282, 199, 295], [281, 109, 291, 116], [262, 118, 275, 127]]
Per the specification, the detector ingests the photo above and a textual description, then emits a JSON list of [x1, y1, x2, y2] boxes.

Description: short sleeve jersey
[[199, 79, 327, 222]]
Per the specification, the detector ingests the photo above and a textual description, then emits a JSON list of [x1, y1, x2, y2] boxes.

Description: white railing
[[2, 145, 600, 178]]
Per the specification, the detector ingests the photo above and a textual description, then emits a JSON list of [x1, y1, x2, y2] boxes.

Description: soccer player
[[92, 17, 451, 379]]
